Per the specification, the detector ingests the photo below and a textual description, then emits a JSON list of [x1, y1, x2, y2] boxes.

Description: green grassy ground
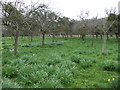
[[0, 37, 2, 89], [2, 36, 119, 88]]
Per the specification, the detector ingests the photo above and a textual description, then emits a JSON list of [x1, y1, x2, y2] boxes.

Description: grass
[[0, 38, 2, 89], [2, 36, 119, 88]]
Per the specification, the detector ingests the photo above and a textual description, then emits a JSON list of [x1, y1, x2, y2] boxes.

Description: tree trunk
[[82, 34, 85, 41], [30, 35, 33, 42], [42, 33, 45, 46], [102, 32, 107, 55], [52, 34, 55, 42], [100, 34, 102, 39], [115, 33, 118, 39], [30, 32, 33, 42], [96, 34, 98, 38], [106, 33, 109, 40], [92, 32, 94, 47], [14, 30, 19, 55], [70, 34, 73, 37]]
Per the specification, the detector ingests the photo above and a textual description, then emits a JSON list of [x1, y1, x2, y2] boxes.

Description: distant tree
[[31, 4, 51, 46], [24, 0, 41, 41], [48, 11, 59, 42], [25, 13, 39, 41], [57, 17, 66, 38], [88, 15, 98, 47], [69, 20, 75, 37], [78, 11, 89, 41], [96, 18, 104, 39], [107, 13, 118, 39], [58, 16, 70, 38]]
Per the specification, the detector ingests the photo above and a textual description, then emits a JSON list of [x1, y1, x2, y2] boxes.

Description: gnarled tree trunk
[[30, 32, 34, 42], [106, 33, 109, 40], [102, 32, 107, 55], [92, 32, 94, 47], [96, 34, 98, 38], [14, 30, 19, 55], [52, 34, 55, 43], [42, 32, 45, 46], [100, 34, 102, 39]]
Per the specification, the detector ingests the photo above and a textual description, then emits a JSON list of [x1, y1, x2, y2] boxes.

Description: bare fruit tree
[[31, 4, 54, 46], [88, 15, 98, 47], [48, 12, 59, 42], [101, 7, 116, 55], [78, 11, 89, 41]]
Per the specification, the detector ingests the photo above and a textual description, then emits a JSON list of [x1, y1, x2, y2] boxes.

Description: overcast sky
[[4, 0, 120, 20]]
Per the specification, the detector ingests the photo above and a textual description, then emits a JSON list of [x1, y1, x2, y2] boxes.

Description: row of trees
[[1, 0, 119, 55]]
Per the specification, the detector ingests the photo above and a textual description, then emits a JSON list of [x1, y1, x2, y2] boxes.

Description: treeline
[[1, 0, 120, 55]]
